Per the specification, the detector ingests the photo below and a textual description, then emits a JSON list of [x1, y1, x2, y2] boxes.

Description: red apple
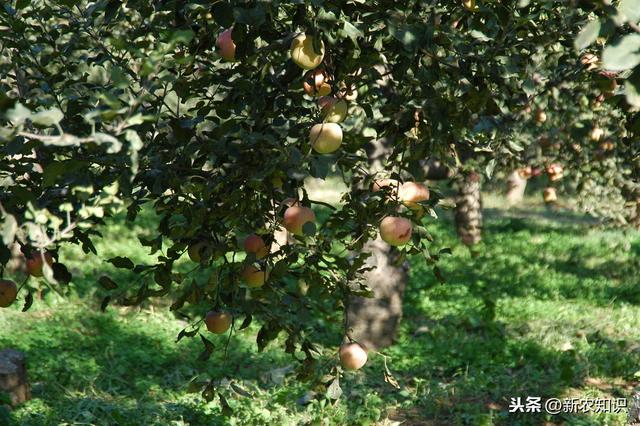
[[284, 206, 316, 236], [243, 234, 269, 260], [379, 216, 412, 246], [339, 342, 367, 370], [216, 28, 236, 61], [0, 279, 18, 308], [26, 251, 53, 277]]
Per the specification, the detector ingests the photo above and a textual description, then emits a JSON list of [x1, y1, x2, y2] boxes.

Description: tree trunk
[[345, 137, 409, 350], [505, 170, 527, 206], [0, 349, 31, 407], [455, 172, 483, 246], [347, 237, 409, 350]]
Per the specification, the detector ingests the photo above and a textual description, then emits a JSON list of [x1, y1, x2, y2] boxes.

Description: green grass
[[2, 200, 640, 425]]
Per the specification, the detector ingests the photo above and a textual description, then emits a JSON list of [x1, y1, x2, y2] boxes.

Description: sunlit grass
[[2, 194, 639, 425]]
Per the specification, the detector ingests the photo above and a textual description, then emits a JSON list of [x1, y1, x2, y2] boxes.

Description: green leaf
[[197, 334, 215, 361], [31, 108, 64, 127], [233, 5, 266, 26], [15, 0, 30, 10], [602, 34, 640, 71], [218, 393, 233, 416], [574, 20, 601, 50], [22, 291, 33, 312], [625, 68, 640, 107], [302, 222, 317, 236], [52, 263, 72, 284], [6, 103, 32, 125], [341, 21, 363, 43], [93, 132, 123, 153], [618, 0, 640, 23], [107, 256, 134, 269], [100, 296, 111, 312], [99, 275, 119, 290], [1, 214, 17, 245], [326, 377, 342, 399]]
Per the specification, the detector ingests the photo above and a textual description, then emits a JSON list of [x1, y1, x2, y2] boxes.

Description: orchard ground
[[1, 181, 639, 426]]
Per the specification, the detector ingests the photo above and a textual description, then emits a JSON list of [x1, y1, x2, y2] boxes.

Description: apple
[[309, 123, 342, 154], [339, 342, 367, 370], [535, 110, 547, 123], [590, 127, 604, 141], [372, 178, 400, 194], [244, 234, 269, 259], [338, 82, 358, 101], [462, 0, 478, 11], [543, 187, 557, 203], [399, 182, 429, 204], [546, 164, 564, 181], [284, 206, 316, 236], [26, 251, 53, 277], [0, 279, 18, 308], [188, 241, 210, 263], [205, 310, 232, 334], [581, 53, 599, 71], [599, 140, 614, 151], [303, 69, 331, 97], [271, 175, 284, 189], [518, 166, 533, 179], [318, 96, 348, 123], [290, 33, 325, 70], [281, 197, 300, 208], [216, 28, 236, 62], [241, 265, 269, 288], [379, 216, 412, 246]]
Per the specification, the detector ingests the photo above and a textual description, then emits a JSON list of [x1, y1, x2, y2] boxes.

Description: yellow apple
[[303, 69, 332, 97], [590, 127, 604, 141], [462, 0, 478, 11], [241, 265, 269, 288], [318, 96, 348, 123], [379, 216, 412, 246], [338, 82, 358, 101], [188, 241, 210, 263], [309, 123, 342, 154], [290, 34, 325, 70], [205, 311, 232, 334], [535, 110, 547, 123], [543, 187, 557, 203]]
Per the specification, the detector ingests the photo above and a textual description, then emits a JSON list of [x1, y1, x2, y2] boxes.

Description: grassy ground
[[1, 194, 640, 425]]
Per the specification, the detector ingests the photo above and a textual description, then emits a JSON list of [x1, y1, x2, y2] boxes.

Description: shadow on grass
[[378, 210, 640, 424], [3, 309, 296, 426], [378, 301, 638, 425]]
